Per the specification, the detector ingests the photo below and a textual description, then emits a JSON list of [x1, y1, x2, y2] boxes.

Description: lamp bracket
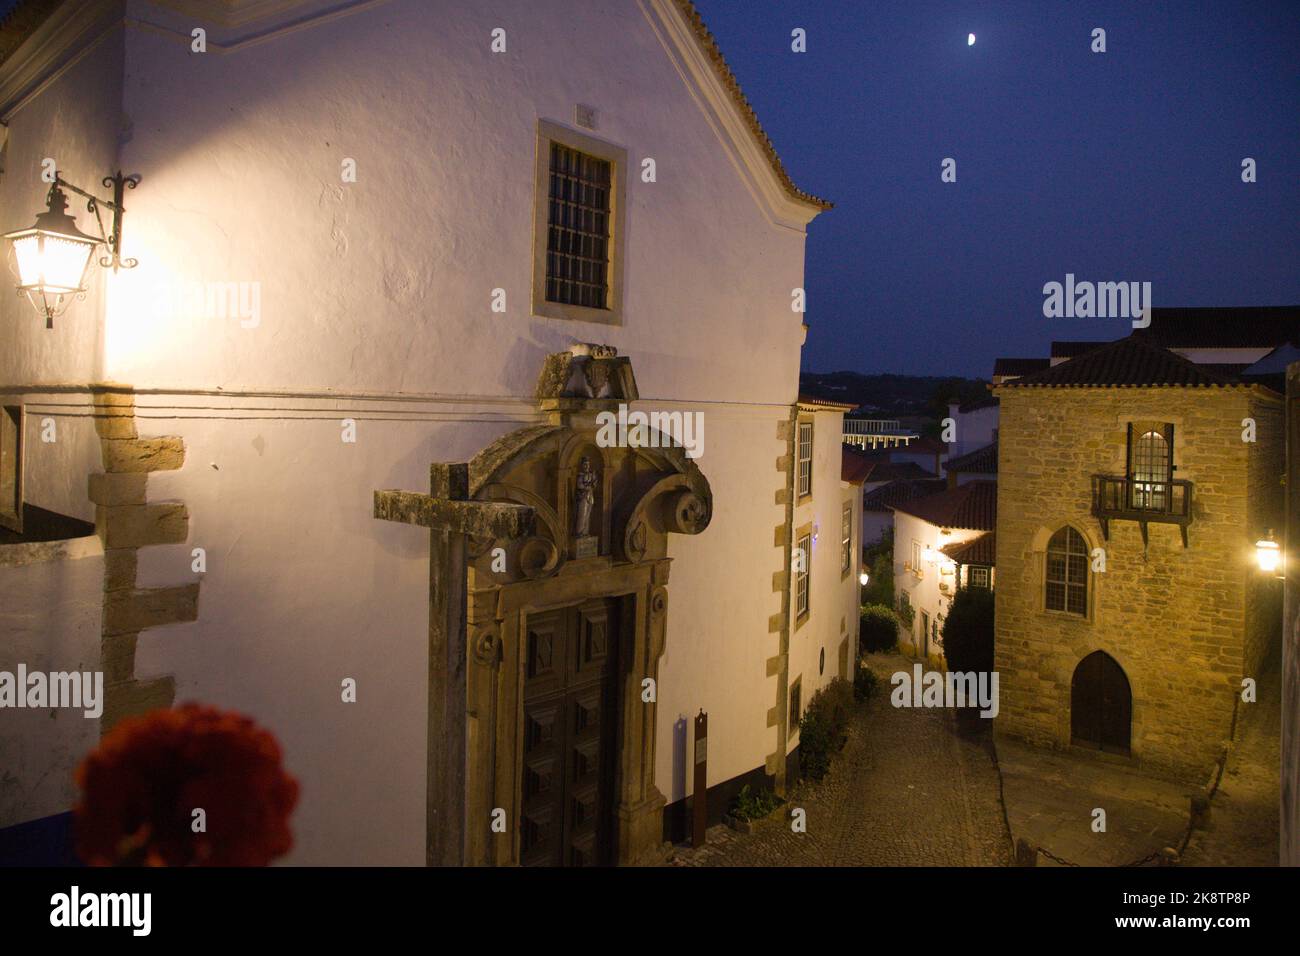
[[52, 170, 139, 272]]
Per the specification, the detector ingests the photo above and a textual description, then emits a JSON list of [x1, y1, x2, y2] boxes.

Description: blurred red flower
[[74, 704, 299, 866]]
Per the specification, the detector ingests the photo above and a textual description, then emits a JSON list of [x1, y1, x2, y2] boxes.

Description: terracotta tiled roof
[[940, 531, 996, 566], [1132, 306, 1300, 349], [889, 480, 997, 532], [798, 393, 856, 412], [993, 358, 1049, 377], [957, 395, 998, 413], [909, 436, 949, 454], [998, 336, 1241, 389], [1050, 340, 1109, 359], [841, 445, 875, 484], [863, 460, 936, 482], [676, 1, 832, 211], [945, 441, 998, 475], [862, 478, 947, 513]]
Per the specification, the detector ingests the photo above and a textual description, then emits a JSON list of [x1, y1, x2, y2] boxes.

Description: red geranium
[[74, 704, 299, 866]]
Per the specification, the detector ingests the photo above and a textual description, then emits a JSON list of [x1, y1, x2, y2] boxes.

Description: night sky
[[694, 0, 1300, 378]]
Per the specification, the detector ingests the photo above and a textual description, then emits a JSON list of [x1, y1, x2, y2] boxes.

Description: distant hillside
[[800, 371, 990, 419]]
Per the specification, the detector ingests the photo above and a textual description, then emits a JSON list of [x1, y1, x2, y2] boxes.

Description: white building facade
[[0, 0, 856, 866]]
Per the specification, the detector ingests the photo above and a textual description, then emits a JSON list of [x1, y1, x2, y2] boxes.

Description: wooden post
[[692, 709, 708, 847]]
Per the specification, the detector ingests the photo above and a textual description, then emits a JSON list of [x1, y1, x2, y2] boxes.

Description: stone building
[[0, 0, 859, 866], [993, 328, 1287, 780]]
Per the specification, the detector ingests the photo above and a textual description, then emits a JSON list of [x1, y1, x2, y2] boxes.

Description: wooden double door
[[1070, 650, 1131, 755], [519, 598, 620, 866]]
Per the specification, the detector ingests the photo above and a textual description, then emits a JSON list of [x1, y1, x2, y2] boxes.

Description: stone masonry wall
[[1244, 392, 1284, 679], [994, 385, 1265, 781]]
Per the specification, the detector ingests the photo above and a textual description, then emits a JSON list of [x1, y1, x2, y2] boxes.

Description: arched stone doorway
[[1070, 650, 1131, 755], [465, 346, 712, 866]]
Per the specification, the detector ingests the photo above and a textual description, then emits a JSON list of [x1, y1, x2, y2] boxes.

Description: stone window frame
[[796, 419, 814, 500], [531, 119, 628, 326], [788, 674, 802, 739], [1032, 522, 1099, 623], [794, 524, 812, 628], [1045, 525, 1089, 615], [839, 498, 853, 578], [0, 403, 23, 533]]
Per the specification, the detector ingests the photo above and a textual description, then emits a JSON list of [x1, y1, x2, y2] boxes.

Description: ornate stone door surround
[[457, 345, 711, 865]]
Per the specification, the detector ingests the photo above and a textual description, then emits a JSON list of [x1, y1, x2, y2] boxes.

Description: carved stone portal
[[455, 347, 712, 866]]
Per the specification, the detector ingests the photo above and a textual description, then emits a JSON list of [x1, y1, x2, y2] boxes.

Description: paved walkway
[[1181, 649, 1280, 866], [997, 735, 1190, 866], [671, 653, 1012, 866], [998, 647, 1281, 868]]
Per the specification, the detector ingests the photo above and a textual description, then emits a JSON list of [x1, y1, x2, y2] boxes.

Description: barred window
[[1045, 526, 1088, 615], [797, 422, 813, 497], [796, 532, 811, 618], [840, 500, 853, 576], [545, 143, 611, 310]]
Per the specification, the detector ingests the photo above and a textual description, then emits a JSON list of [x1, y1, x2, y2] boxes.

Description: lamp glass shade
[[4, 185, 102, 300], [1256, 537, 1281, 573], [858, 571, 870, 586], [9, 230, 96, 294]]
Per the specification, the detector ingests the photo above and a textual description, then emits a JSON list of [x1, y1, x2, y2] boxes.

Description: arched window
[[1129, 427, 1171, 511], [1046, 526, 1088, 615]]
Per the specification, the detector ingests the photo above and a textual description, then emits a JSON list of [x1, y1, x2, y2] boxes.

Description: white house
[[890, 480, 996, 666], [0, 0, 857, 867]]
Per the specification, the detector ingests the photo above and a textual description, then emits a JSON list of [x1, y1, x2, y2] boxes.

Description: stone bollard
[[1015, 837, 1037, 867], [1158, 846, 1180, 866]]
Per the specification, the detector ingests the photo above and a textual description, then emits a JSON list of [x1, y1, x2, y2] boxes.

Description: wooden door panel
[[521, 599, 619, 866]]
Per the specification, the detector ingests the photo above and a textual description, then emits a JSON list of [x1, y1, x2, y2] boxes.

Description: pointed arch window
[[1045, 526, 1088, 615]]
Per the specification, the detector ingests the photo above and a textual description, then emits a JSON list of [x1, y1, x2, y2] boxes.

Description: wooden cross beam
[[374, 462, 535, 866]]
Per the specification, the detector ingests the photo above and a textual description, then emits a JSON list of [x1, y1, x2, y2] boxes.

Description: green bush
[[859, 603, 900, 653], [730, 784, 780, 822], [853, 665, 878, 702], [941, 586, 995, 675], [895, 592, 915, 630], [798, 678, 854, 781], [860, 550, 894, 607]]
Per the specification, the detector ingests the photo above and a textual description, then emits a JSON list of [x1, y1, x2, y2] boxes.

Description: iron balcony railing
[[1090, 475, 1193, 548]]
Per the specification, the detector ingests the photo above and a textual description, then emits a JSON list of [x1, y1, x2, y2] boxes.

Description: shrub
[[942, 586, 995, 676], [853, 665, 878, 702], [859, 603, 899, 653], [860, 550, 894, 607], [730, 784, 780, 822], [798, 678, 854, 781], [895, 592, 915, 630]]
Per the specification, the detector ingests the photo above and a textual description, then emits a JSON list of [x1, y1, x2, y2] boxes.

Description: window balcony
[[1090, 475, 1193, 548]]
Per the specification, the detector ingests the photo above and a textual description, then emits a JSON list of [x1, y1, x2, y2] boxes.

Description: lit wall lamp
[[1255, 529, 1283, 579], [858, 570, 870, 587], [4, 171, 138, 328]]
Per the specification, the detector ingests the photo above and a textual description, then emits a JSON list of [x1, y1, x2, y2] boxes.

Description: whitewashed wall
[[789, 408, 859, 750], [1, 0, 821, 863], [892, 511, 982, 657]]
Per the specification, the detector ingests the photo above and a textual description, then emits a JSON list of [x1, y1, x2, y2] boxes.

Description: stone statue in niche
[[572, 456, 598, 558]]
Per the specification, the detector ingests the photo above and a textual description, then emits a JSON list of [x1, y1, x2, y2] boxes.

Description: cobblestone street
[[1181, 648, 1281, 867], [671, 654, 1013, 866]]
